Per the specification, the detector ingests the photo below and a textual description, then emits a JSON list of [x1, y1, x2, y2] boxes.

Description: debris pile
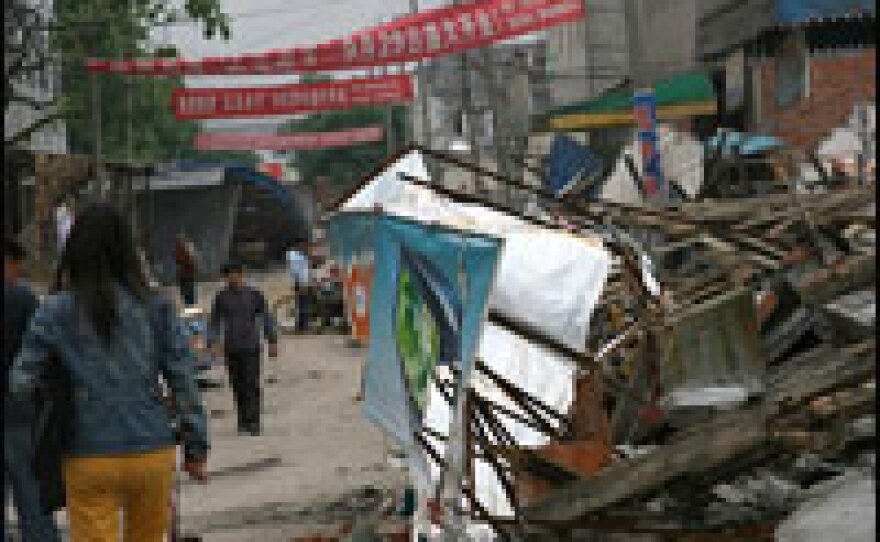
[[323, 146, 875, 541]]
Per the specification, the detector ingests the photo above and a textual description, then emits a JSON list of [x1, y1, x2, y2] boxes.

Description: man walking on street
[[287, 244, 311, 333], [209, 262, 279, 436], [4, 238, 61, 542]]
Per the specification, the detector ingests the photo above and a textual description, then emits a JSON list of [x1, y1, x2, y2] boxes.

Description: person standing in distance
[[174, 234, 199, 307], [4, 238, 61, 542], [209, 262, 279, 436]]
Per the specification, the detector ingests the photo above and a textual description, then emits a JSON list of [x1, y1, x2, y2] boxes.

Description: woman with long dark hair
[[9, 202, 210, 541]]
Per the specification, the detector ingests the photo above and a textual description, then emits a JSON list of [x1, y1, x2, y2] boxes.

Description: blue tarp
[[707, 132, 784, 156], [225, 166, 309, 234], [546, 134, 602, 197], [775, 0, 875, 23]]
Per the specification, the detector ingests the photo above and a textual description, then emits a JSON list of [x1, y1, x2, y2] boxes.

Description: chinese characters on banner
[[194, 126, 384, 151], [634, 90, 666, 200], [87, 0, 585, 76], [172, 75, 414, 119]]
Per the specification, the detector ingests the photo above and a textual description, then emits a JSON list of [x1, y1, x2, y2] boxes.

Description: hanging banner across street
[[194, 125, 384, 151], [86, 0, 585, 76], [172, 75, 414, 119]]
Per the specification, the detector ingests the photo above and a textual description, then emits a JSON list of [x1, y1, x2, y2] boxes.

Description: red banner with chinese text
[[87, 0, 584, 76], [194, 126, 385, 151], [173, 76, 413, 119]]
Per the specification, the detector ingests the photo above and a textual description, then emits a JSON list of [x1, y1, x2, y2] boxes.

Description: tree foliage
[[5, 0, 65, 147], [284, 105, 409, 189], [51, 0, 240, 163], [5, 0, 254, 165]]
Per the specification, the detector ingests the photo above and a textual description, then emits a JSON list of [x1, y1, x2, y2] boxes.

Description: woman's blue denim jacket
[[9, 287, 209, 461]]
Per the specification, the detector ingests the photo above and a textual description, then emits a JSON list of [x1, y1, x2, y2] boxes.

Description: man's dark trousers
[[225, 350, 261, 433], [179, 280, 197, 307]]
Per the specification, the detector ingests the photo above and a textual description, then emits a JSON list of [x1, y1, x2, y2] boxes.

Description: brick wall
[[756, 48, 876, 153]]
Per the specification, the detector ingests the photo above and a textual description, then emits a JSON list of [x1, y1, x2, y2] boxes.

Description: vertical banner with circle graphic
[[634, 89, 666, 200], [335, 214, 502, 447]]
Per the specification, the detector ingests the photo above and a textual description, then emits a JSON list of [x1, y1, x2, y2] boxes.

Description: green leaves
[[47, 0, 234, 163], [184, 0, 230, 39]]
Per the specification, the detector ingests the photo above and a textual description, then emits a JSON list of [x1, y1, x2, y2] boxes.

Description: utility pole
[[582, 0, 593, 98], [458, 47, 480, 192], [441, 8, 473, 542], [127, 0, 136, 230], [92, 71, 105, 200], [623, 0, 669, 203], [622, 0, 648, 89], [583, 0, 598, 155], [379, 16, 396, 157], [127, 76, 136, 228], [410, 0, 432, 149]]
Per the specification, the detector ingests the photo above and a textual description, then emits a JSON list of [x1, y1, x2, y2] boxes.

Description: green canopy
[[535, 72, 718, 132]]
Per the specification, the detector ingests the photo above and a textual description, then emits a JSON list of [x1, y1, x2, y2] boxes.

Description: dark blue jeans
[[297, 292, 310, 332], [4, 422, 60, 542]]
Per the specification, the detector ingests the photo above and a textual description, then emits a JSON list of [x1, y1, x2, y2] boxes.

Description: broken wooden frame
[[327, 148, 673, 538], [326, 146, 875, 537]]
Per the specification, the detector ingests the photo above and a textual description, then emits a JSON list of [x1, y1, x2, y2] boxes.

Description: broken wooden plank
[[523, 341, 875, 521]]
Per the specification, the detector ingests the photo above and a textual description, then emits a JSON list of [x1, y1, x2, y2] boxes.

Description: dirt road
[[178, 272, 407, 540]]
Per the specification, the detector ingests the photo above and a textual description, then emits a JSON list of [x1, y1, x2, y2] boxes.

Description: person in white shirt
[[54, 201, 73, 257]]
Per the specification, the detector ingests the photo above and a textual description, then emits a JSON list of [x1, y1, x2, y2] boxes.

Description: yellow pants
[[63, 447, 176, 542]]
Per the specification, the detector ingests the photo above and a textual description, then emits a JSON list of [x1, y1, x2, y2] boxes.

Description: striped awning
[[534, 72, 718, 132]]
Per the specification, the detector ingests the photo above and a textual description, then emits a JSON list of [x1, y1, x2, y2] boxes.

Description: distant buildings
[[536, 0, 875, 170], [410, 40, 549, 175], [544, 0, 629, 109]]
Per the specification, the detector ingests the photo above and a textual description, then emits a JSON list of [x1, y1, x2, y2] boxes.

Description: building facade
[[698, 0, 876, 154], [748, 17, 875, 154], [544, 0, 629, 110]]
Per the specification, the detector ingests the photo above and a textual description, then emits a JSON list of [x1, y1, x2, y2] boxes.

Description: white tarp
[[341, 150, 612, 353], [341, 150, 431, 210], [422, 323, 579, 518], [799, 104, 875, 190], [336, 150, 612, 531], [817, 104, 876, 178], [601, 124, 705, 204], [490, 231, 610, 353]]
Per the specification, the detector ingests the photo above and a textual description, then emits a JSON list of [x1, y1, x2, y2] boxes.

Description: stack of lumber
[[379, 149, 874, 539], [506, 185, 877, 538]]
